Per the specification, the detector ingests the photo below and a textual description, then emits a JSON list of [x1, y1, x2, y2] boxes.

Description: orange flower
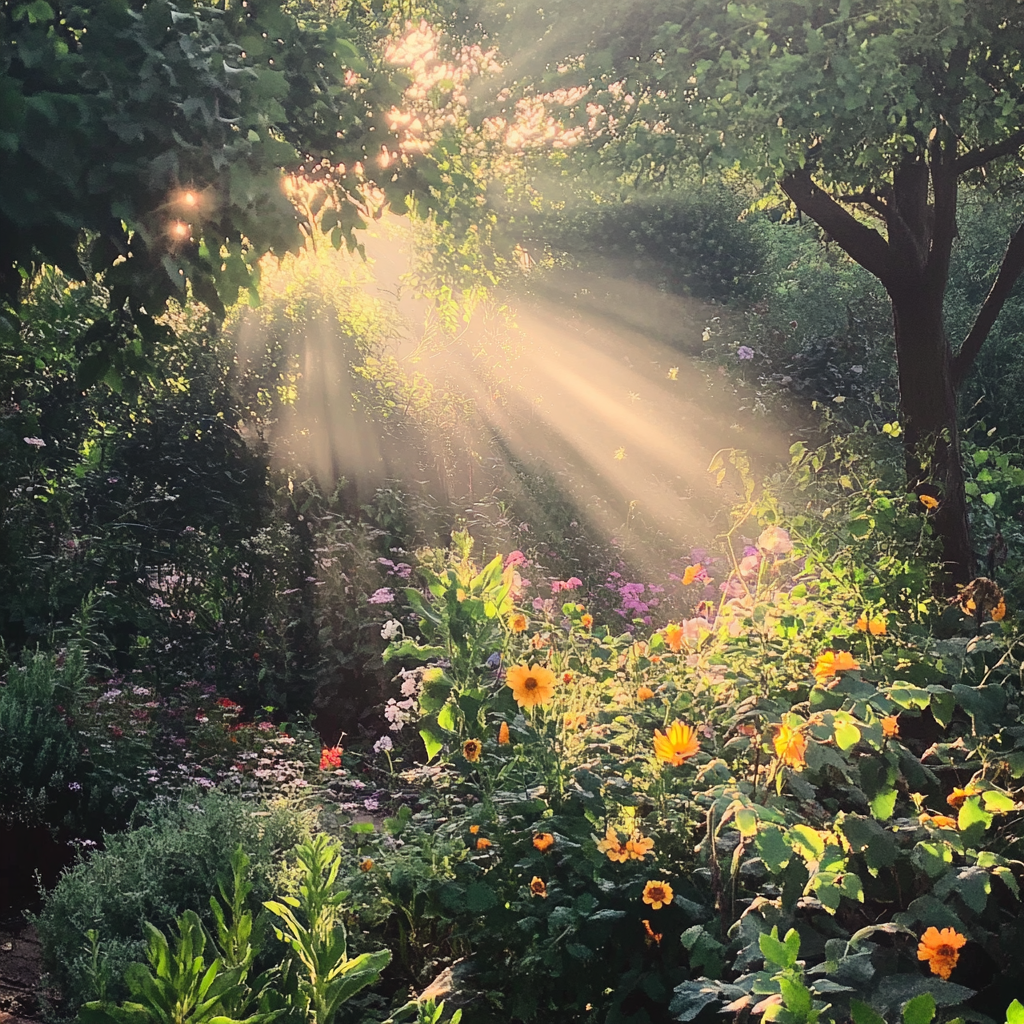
[[529, 876, 547, 898], [562, 671, 574, 683], [475, 837, 492, 850], [533, 832, 555, 852], [856, 614, 887, 635], [506, 663, 556, 707], [642, 880, 674, 910], [812, 650, 860, 681], [917, 927, 966, 980], [637, 685, 655, 701], [919, 494, 940, 510], [653, 721, 700, 765], [919, 813, 958, 830], [625, 833, 655, 860], [469, 824, 480, 834], [581, 613, 594, 630], [992, 598, 1007, 622], [509, 613, 528, 633], [642, 919, 663, 946], [498, 721, 510, 745], [682, 563, 704, 586], [663, 623, 684, 652], [597, 826, 629, 862], [564, 712, 587, 730], [650, 654, 662, 664], [320, 746, 343, 770], [774, 723, 807, 768], [359, 857, 374, 871], [947, 785, 980, 810], [881, 716, 900, 738], [463, 738, 482, 762]]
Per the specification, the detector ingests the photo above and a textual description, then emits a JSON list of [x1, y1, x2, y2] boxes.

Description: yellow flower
[[506, 663, 556, 707], [642, 880, 674, 910], [469, 824, 480, 834], [509, 613, 528, 633], [917, 927, 966, 980], [475, 837, 492, 850], [359, 857, 374, 871], [564, 712, 587, 730], [813, 650, 860, 681], [653, 721, 700, 765], [682, 563, 704, 586], [529, 876, 547, 898], [774, 723, 807, 768], [498, 721, 510, 745], [597, 826, 630, 863], [881, 716, 900, 738], [581, 613, 594, 630], [919, 813, 958, 830], [533, 832, 555, 852], [463, 738, 482, 762], [637, 685, 655, 701], [663, 623, 684, 653], [856, 614, 887, 635], [919, 494, 940, 510], [625, 833, 655, 860]]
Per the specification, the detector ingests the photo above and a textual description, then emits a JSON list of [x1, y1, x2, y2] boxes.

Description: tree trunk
[[890, 287, 975, 586]]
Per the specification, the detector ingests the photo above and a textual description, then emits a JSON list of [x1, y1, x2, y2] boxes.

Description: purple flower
[[373, 735, 393, 754], [368, 587, 395, 605], [737, 346, 755, 360], [363, 798, 380, 811]]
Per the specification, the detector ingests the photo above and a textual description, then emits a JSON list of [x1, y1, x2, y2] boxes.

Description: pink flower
[[368, 588, 395, 605], [504, 550, 527, 568], [22, 436, 46, 447], [757, 525, 793, 556]]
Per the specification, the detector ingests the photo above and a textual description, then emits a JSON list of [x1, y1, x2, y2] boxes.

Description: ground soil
[[0, 920, 43, 1024]]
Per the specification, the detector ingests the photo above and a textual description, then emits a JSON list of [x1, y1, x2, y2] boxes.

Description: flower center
[[937, 944, 955, 958], [650, 886, 665, 900], [524, 677, 538, 690]]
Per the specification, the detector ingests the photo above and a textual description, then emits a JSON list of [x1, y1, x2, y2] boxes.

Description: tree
[[467, 0, 1024, 584], [1, 0, 426, 379]]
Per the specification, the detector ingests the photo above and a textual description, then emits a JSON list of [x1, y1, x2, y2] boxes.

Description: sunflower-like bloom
[[880, 716, 900, 738], [533, 832, 555, 852], [498, 721, 510, 744], [653, 721, 700, 765], [856, 614, 888, 635], [773, 723, 807, 768], [637, 685, 655, 701], [529, 876, 547, 898], [597, 826, 630, 863], [509, 613, 528, 633], [812, 650, 860, 681], [642, 880, 674, 910], [917, 927, 966, 979], [463, 738, 482, 762], [507, 663, 556, 707]]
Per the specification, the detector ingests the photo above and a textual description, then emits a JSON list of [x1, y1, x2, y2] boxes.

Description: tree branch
[[835, 190, 890, 219], [954, 127, 1024, 175], [780, 170, 894, 287], [952, 218, 1024, 388]]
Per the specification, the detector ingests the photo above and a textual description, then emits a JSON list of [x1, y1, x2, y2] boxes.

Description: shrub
[[34, 792, 313, 1018]]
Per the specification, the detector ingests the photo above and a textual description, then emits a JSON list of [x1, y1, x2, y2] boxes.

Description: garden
[[5, 2, 1024, 1024]]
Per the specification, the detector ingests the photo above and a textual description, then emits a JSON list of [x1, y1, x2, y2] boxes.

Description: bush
[[34, 792, 313, 1018]]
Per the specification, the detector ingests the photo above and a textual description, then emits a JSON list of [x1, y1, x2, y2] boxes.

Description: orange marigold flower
[[992, 598, 1007, 622], [581, 613, 594, 629], [637, 685, 655, 701], [498, 721, 510, 745], [947, 785, 980, 810], [359, 857, 374, 871], [773, 723, 807, 768], [881, 716, 900, 738], [642, 880, 674, 910], [597, 826, 630, 863], [320, 746, 343, 770], [463, 738, 482, 762], [509, 613, 528, 633], [625, 834, 655, 860], [663, 623, 684, 653], [856, 614, 887, 635], [653, 721, 700, 765], [919, 813, 958, 830], [506, 663, 556, 707], [917, 927, 966, 980], [533, 832, 555, 852], [475, 837, 492, 850], [682, 563, 704, 586], [469, 824, 480, 834], [919, 494, 940, 510], [650, 654, 662, 664], [642, 919, 663, 946], [812, 650, 860, 681], [529, 876, 547, 898]]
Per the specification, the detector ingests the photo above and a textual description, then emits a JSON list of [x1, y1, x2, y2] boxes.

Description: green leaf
[[958, 796, 993, 832], [419, 726, 442, 762], [903, 993, 936, 1024], [851, 999, 887, 1024], [756, 826, 791, 874], [835, 718, 862, 751], [1005, 999, 1024, 1024], [759, 927, 799, 969]]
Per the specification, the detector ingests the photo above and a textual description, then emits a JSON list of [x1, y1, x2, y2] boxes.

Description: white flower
[[374, 735, 394, 753], [22, 436, 46, 447], [381, 619, 402, 640]]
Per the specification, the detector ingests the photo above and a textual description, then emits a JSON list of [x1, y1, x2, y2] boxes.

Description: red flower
[[320, 746, 343, 770]]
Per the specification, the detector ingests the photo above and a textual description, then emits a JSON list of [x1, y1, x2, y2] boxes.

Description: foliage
[[34, 792, 312, 1016]]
